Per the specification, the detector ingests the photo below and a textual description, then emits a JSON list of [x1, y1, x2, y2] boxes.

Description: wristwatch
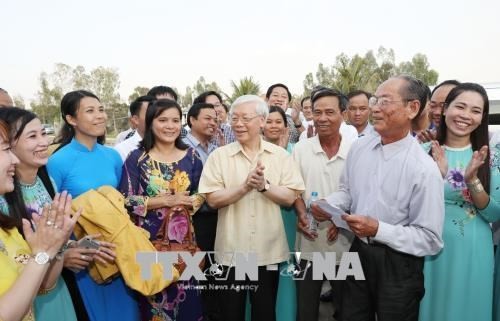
[[33, 252, 51, 265], [258, 180, 270, 193]]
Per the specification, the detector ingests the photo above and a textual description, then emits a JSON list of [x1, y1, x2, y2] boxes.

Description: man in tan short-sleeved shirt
[[199, 94, 304, 321]]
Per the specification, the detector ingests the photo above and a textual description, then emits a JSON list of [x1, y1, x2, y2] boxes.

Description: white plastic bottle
[[307, 192, 319, 235]]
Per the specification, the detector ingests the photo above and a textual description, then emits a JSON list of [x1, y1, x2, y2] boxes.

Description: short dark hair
[[193, 91, 223, 105], [130, 95, 155, 116], [268, 106, 288, 127], [347, 90, 372, 100], [147, 86, 178, 102], [140, 99, 187, 152], [396, 75, 429, 118], [310, 87, 346, 112], [265, 83, 292, 101], [300, 96, 311, 108], [431, 79, 461, 96], [187, 103, 215, 128]]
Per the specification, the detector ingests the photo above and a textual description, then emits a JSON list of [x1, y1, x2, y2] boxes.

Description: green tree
[[230, 77, 261, 102], [30, 63, 126, 134], [374, 47, 397, 85], [302, 47, 439, 95], [31, 73, 64, 125], [12, 95, 25, 108], [303, 72, 315, 96], [128, 86, 150, 103], [192, 76, 222, 97], [396, 53, 439, 86], [88, 67, 123, 135], [333, 52, 379, 93], [180, 86, 194, 110]]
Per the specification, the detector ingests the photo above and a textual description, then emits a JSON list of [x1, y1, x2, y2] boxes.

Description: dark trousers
[[296, 260, 343, 321], [217, 265, 279, 321], [193, 203, 220, 320], [340, 238, 425, 321]]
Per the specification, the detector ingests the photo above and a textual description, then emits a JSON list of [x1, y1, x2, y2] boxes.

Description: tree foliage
[[193, 76, 222, 97], [128, 86, 150, 103], [229, 77, 261, 102], [12, 95, 26, 108], [30, 63, 127, 135], [303, 47, 439, 95]]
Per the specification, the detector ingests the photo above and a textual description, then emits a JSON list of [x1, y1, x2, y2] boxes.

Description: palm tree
[[229, 77, 261, 102]]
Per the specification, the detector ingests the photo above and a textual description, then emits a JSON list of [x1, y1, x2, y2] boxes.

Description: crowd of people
[[0, 75, 500, 321]]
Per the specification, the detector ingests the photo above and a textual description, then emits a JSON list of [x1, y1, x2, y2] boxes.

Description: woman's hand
[[23, 191, 81, 258], [290, 102, 301, 124], [63, 247, 98, 272], [278, 127, 290, 149], [465, 145, 488, 182], [94, 240, 116, 265], [431, 141, 448, 178], [162, 191, 193, 208], [215, 127, 226, 147]]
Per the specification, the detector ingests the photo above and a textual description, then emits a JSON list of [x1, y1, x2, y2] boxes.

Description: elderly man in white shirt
[[312, 75, 444, 321], [114, 96, 154, 161]]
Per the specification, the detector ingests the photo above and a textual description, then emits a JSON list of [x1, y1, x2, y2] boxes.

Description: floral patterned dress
[[119, 147, 204, 321], [419, 144, 500, 321]]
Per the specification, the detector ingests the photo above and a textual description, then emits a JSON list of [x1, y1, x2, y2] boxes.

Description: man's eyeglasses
[[229, 114, 260, 124], [368, 96, 415, 109]]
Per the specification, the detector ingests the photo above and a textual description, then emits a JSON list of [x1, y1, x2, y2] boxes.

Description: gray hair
[[230, 95, 269, 119]]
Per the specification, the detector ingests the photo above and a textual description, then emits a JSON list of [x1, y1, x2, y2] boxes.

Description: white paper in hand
[[313, 199, 351, 231]]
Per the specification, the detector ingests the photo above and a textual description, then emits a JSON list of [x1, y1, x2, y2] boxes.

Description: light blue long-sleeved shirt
[[183, 132, 217, 165], [326, 133, 445, 256], [47, 138, 122, 197]]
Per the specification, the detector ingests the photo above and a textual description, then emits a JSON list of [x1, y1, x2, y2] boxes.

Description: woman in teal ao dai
[[0, 107, 79, 321], [419, 83, 500, 321]]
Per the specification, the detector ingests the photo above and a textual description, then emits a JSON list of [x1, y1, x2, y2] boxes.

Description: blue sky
[[2, 0, 499, 103]]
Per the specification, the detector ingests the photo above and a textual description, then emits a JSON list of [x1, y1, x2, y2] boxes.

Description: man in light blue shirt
[[183, 103, 218, 164], [313, 75, 444, 321], [183, 102, 219, 320]]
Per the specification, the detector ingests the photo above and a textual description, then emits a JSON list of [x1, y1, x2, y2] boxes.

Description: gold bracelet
[[37, 281, 57, 295], [467, 178, 484, 193]]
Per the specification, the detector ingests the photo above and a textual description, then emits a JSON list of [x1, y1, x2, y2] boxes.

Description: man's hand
[[246, 161, 266, 190], [326, 223, 338, 242], [342, 214, 379, 238], [297, 210, 318, 240], [310, 202, 330, 222], [417, 128, 436, 143]]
